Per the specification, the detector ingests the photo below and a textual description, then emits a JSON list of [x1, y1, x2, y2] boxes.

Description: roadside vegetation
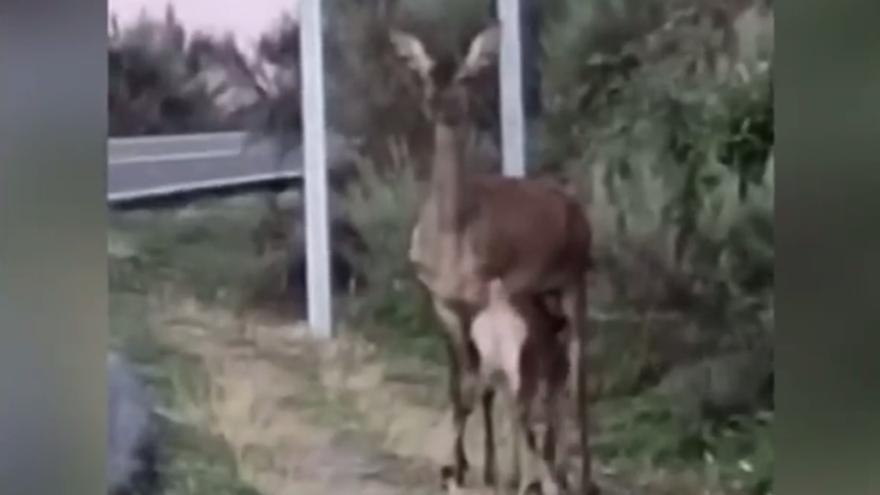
[[110, 270, 262, 494]]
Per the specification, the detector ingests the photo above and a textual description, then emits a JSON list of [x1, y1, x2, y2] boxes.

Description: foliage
[[109, 7, 300, 140], [108, 199, 293, 312], [239, 14, 304, 156], [109, 8, 234, 135], [538, 1, 774, 492], [543, 0, 774, 327], [595, 394, 773, 495], [339, 156, 445, 362], [109, 291, 262, 495]]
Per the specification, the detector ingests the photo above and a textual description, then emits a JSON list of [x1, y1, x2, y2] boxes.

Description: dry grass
[[109, 196, 765, 495], [145, 294, 730, 495], [149, 294, 443, 495]]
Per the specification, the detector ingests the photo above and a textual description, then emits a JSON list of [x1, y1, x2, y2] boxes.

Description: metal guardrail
[[107, 132, 303, 204]]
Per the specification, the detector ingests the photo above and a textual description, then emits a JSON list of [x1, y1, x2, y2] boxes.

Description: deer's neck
[[429, 122, 470, 229]]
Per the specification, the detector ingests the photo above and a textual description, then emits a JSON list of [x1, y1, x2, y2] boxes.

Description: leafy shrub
[[595, 394, 773, 494], [540, 2, 774, 491], [339, 156, 445, 362], [543, 0, 774, 329], [108, 200, 296, 313], [109, 8, 240, 136]]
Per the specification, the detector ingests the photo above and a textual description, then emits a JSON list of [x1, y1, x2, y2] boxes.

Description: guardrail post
[[497, 0, 527, 178], [299, 0, 333, 338]]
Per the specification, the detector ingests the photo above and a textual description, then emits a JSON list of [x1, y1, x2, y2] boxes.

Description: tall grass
[[108, 197, 298, 313], [339, 157, 446, 363], [109, 288, 262, 495]]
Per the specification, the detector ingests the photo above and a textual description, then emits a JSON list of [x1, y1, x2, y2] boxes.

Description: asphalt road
[[108, 132, 351, 203]]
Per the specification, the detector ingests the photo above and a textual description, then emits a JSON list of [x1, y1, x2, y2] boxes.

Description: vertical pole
[[497, 0, 527, 178], [299, 0, 333, 337]]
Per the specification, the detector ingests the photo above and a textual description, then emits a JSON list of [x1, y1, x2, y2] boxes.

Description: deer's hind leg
[[541, 375, 571, 494], [514, 394, 556, 495], [561, 283, 598, 495], [482, 388, 499, 487]]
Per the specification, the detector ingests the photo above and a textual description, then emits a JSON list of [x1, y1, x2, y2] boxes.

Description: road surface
[[108, 132, 350, 204]]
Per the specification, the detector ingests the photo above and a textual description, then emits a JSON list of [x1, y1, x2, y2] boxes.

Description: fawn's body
[[472, 280, 570, 495]]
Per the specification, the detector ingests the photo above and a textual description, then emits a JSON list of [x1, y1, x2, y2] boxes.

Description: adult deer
[[390, 23, 596, 495]]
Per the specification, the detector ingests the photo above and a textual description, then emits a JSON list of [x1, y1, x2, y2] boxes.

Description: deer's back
[[409, 175, 591, 304], [466, 175, 592, 292]]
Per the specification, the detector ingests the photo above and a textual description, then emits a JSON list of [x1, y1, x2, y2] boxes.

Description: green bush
[[340, 157, 445, 362], [539, 1, 774, 492], [543, 0, 773, 327], [108, 200, 296, 312], [595, 394, 773, 494], [109, 7, 241, 136]]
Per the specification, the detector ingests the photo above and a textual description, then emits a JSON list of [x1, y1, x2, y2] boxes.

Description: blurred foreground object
[[107, 352, 160, 495]]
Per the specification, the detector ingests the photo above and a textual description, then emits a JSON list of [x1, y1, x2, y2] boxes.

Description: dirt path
[[149, 297, 638, 495], [151, 298, 489, 495]]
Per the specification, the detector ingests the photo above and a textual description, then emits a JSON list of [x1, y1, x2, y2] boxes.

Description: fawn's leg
[[482, 389, 499, 486]]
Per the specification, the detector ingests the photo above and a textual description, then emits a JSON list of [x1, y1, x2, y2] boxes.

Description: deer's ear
[[389, 29, 434, 83], [457, 23, 501, 80]]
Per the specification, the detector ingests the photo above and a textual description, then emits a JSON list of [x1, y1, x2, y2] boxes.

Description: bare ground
[[151, 296, 530, 495], [145, 288, 696, 495]]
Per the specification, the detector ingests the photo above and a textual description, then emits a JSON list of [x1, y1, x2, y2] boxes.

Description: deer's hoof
[[440, 465, 455, 487], [505, 475, 520, 491], [518, 480, 543, 495], [441, 464, 469, 489], [484, 466, 497, 486]]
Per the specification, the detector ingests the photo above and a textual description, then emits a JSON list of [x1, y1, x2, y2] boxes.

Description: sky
[[108, 0, 298, 55]]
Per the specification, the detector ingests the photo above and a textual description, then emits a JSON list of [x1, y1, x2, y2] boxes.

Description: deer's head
[[390, 24, 500, 126]]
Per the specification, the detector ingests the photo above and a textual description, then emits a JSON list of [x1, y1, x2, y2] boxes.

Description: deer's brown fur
[[391, 23, 596, 495]]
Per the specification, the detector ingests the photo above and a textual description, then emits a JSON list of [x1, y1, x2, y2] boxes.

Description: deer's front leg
[[447, 345, 480, 490], [436, 300, 479, 490]]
